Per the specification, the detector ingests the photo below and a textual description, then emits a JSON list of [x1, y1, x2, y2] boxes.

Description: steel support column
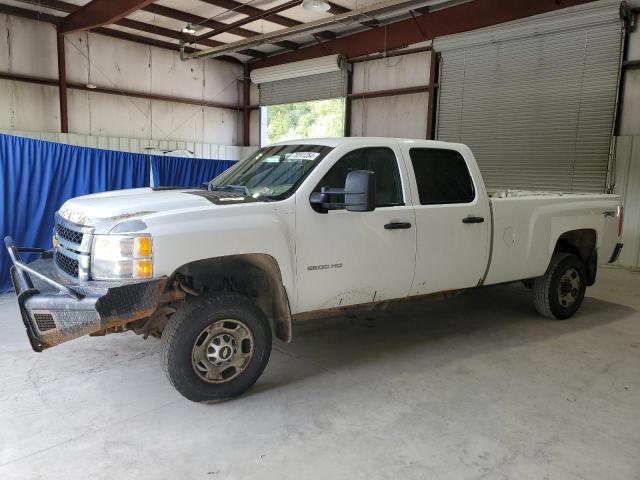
[[426, 49, 439, 140], [243, 64, 251, 146], [344, 67, 353, 137], [56, 30, 69, 134]]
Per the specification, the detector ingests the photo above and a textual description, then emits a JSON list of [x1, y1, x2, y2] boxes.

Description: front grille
[[33, 313, 57, 331], [56, 223, 84, 245], [55, 251, 79, 278]]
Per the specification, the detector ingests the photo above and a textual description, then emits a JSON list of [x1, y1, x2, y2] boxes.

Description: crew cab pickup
[[5, 138, 624, 402]]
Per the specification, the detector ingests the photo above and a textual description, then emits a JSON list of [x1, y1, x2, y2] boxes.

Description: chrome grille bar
[[53, 214, 93, 281]]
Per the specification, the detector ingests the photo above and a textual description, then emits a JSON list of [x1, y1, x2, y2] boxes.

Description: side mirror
[[309, 170, 376, 213], [344, 170, 376, 212]]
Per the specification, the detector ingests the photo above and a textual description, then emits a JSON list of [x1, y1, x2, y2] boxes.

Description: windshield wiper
[[209, 184, 250, 197]]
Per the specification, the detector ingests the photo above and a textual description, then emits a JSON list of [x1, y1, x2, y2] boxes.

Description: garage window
[[315, 147, 403, 207], [409, 148, 475, 205], [264, 98, 345, 144]]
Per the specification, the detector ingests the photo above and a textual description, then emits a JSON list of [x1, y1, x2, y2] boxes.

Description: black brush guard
[[4, 236, 166, 352]]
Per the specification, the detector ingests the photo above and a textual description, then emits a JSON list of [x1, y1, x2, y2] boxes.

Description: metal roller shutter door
[[435, 2, 622, 193], [259, 70, 348, 106]]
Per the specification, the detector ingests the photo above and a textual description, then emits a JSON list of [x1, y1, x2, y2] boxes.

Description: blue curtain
[[0, 133, 151, 291], [151, 156, 236, 188]]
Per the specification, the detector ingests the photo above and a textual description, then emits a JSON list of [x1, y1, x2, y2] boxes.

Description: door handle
[[462, 216, 485, 224], [384, 222, 412, 230]]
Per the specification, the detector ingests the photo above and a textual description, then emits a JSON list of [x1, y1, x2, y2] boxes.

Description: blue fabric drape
[[151, 156, 236, 188], [0, 133, 151, 291]]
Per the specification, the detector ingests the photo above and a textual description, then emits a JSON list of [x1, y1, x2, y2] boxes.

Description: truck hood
[[58, 187, 248, 227]]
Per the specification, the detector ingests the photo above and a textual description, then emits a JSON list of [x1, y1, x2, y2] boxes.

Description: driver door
[[294, 144, 417, 313]]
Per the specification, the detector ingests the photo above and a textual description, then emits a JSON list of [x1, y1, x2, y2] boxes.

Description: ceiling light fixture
[[182, 24, 197, 34], [86, 83, 97, 89], [301, 0, 331, 12]]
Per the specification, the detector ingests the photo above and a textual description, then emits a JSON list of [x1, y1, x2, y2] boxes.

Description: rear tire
[[161, 293, 272, 402], [533, 253, 587, 320]]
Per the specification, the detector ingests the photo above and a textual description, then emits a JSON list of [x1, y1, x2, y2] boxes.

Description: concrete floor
[[0, 267, 639, 479]]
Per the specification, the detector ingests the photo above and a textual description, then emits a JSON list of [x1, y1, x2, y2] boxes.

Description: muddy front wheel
[[161, 293, 272, 402]]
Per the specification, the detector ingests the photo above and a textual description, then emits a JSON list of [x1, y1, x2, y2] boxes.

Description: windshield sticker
[[286, 152, 320, 161]]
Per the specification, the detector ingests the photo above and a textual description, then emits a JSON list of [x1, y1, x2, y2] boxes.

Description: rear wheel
[[161, 293, 272, 402], [533, 253, 587, 320]]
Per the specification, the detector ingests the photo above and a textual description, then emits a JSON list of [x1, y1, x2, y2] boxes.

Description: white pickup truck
[[5, 137, 623, 402]]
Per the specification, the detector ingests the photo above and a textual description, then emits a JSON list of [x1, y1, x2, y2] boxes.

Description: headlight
[[91, 235, 153, 280]]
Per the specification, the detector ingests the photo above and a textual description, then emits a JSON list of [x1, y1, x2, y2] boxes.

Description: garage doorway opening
[[262, 98, 345, 145]]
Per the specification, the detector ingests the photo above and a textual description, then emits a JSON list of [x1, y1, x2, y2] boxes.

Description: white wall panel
[[64, 32, 90, 84], [67, 89, 91, 135], [619, 71, 640, 136], [350, 93, 429, 138], [151, 48, 204, 101], [0, 15, 9, 71], [0, 13, 248, 147], [614, 136, 640, 269], [0, 80, 14, 130], [349, 51, 431, 138], [250, 83, 259, 105], [150, 101, 204, 142], [619, 21, 640, 136], [204, 59, 242, 106], [352, 51, 431, 93], [203, 107, 239, 145], [250, 110, 260, 147], [12, 83, 59, 132], [88, 92, 151, 139], [86, 33, 152, 92], [7, 16, 57, 78]]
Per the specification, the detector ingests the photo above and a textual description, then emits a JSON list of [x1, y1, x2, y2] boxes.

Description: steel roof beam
[[193, 0, 302, 43], [251, 0, 600, 68], [1, 3, 241, 63], [58, 0, 155, 34]]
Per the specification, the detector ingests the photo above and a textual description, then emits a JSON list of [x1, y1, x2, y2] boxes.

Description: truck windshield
[[209, 144, 333, 201]]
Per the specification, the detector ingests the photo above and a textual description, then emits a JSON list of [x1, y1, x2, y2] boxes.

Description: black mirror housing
[[309, 170, 376, 213], [345, 170, 376, 212]]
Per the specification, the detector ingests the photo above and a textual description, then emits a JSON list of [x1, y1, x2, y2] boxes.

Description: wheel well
[[171, 254, 292, 342], [554, 229, 597, 286]]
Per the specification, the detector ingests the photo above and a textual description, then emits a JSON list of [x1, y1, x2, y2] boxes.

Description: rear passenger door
[[401, 145, 491, 295]]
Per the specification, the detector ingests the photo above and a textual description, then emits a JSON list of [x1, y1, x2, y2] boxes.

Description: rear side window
[[409, 148, 475, 205], [315, 147, 403, 207]]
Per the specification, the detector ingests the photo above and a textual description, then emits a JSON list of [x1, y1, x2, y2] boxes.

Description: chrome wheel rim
[[191, 319, 254, 383], [558, 267, 581, 308]]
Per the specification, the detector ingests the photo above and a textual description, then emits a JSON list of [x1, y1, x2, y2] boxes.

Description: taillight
[[618, 205, 624, 238]]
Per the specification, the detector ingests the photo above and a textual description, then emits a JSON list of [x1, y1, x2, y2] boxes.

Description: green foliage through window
[[266, 98, 345, 144]]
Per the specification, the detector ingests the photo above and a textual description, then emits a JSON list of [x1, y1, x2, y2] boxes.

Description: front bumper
[[5, 237, 166, 352]]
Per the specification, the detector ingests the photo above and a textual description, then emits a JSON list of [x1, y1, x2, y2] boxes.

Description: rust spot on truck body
[[292, 288, 462, 322]]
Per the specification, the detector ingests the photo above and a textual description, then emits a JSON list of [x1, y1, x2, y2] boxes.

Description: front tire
[[533, 253, 587, 320], [161, 293, 272, 402]]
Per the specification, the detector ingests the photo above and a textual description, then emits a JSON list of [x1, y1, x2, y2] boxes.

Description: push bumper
[[609, 243, 624, 264], [4, 236, 167, 352]]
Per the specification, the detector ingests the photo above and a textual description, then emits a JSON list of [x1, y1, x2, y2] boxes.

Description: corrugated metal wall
[[614, 136, 640, 269]]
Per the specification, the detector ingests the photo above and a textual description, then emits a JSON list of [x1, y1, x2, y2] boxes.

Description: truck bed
[[483, 190, 620, 286]]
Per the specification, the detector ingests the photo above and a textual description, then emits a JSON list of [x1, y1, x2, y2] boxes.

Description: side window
[[315, 147, 403, 207], [409, 148, 475, 205]]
